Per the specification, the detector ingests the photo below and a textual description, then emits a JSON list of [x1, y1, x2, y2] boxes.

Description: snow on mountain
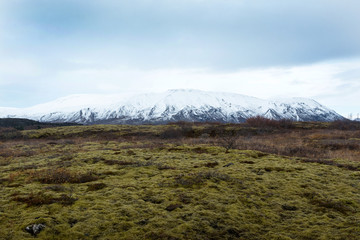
[[0, 89, 344, 124], [0, 107, 21, 118]]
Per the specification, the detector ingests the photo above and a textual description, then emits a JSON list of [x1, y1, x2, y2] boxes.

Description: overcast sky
[[0, 0, 360, 117]]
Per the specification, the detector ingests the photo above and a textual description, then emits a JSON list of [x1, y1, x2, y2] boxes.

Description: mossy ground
[[0, 124, 359, 239]]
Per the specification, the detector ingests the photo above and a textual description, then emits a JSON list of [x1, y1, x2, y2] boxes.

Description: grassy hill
[[0, 120, 359, 239], [0, 118, 79, 129]]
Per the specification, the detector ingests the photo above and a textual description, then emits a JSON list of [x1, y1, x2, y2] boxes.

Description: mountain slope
[[0, 89, 344, 124]]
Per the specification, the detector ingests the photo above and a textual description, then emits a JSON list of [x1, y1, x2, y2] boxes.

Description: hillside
[[0, 118, 79, 129], [0, 89, 344, 124], [0, 121, 359, 239]]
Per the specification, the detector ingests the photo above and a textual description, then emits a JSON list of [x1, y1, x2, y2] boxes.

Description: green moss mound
[[0, 124, 359, 239]]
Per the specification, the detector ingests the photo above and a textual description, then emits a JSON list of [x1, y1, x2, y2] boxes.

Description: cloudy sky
[[0, 0, 359, 117]]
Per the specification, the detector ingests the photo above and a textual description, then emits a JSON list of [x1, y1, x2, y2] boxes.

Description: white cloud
[[0, 56, 359, 116], [24, 58, 356, 116], [0, 59, 43, 84], [1, 0, 359, 117]]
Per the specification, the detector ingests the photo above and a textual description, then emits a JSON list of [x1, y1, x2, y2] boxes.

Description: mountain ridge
[[0, 89, 344, 124]]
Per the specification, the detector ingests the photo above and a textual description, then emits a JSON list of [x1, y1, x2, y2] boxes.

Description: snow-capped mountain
[[0, 89, 344, 124]]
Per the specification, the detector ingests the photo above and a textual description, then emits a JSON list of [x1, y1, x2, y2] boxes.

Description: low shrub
[[310, 198, 353, 214], [217, 129, 239, 153], [0, 178, 7, 184], [178, 193, 192, 204], [246, 116, 293, 129], [13, 192, 77, 206], [281, 204, 298, 211], [0, 149, 36, 158], [204, 162, 219, 168], [44, 185, 66, 192], [28, 168, 99, 184], [301, 159, 359, 171], [103, 160, 134, 166], [174, 171, 231, 187], [157, 164, 176, 170], [240, 160, 255, 164], [159, 125, 197, 139], [0, 128, 23, 140], [303, 191, 354, 214], [0, 158, 11, 166], [313, 139, 360, 150], [330, 120, 360, 130], [191, 147, 210, 154], [13, 192, 54, 206], [87, 183, 107, 191], [165, 203, 183, 211]]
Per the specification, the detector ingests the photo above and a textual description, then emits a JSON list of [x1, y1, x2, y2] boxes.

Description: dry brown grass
[[207, 129, 360, 161], [1, 121, 359, 166]]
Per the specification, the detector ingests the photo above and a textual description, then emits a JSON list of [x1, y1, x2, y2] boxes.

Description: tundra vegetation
[[0, 118, 359, 239]]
